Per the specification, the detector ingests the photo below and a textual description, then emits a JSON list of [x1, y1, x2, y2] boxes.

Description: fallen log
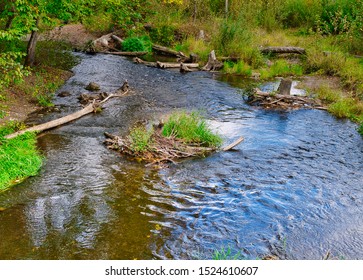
[[5, 82, 130, 140], [111, 34, 124, 45], [133, 57, 157, 67], [180, 63, 194, 73], [247, 88, 327, 110], [101, 51, 148, 57], [260, 47, 306, 55], [152, 44, 187, 58], [156, 61, 199, 69], [203, 50, 224, 71]]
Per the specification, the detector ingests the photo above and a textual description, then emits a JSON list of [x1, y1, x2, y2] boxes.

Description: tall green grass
[[0, 122, 42, 190], [162, 111, 222, 148]]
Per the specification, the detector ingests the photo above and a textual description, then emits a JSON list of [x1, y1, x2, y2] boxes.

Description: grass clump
[[212, 246, 243, 260], [328, 98, 363, 120], [0, 122, 42, 190], [260, 60, 304, 79], [128, 125, 153, 153], [223, 61, 252, 77], [162, 111, 222, 148]]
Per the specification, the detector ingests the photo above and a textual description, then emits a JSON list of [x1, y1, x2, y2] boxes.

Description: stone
[[85, 82, 100, 91]]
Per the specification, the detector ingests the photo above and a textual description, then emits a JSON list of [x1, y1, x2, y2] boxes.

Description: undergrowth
[[162, 111, 222, 148], [0, 122, 42, 190], [128, 125, 154, 153]]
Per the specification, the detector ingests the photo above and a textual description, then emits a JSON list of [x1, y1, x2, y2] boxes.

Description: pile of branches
[[104, 127, 217, 165], [246, 88, 327, 110]]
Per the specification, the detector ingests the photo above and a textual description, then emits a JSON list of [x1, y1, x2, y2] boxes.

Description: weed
[[162, 111, 222, 148], [315, 85, 341, 104], [223, 61, 252, 77], [260, 60, 303, 79], [328, 98, 363, 120], [128, 125, 153, 153], [212, 246, 243, 260]]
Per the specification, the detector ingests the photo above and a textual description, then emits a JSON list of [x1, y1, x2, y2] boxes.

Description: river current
[[0, 54, 362, 259]]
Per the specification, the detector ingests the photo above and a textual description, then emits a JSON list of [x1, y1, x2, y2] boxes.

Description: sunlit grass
[[162, 111, 222, 148], [0, 122, 42, 190]]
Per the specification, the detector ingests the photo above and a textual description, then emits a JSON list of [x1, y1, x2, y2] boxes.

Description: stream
[[0, 53, 362, 260]]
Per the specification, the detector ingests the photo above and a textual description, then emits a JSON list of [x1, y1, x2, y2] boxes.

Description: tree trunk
[[5, 14, 15, 30], [24, 18, 40, 67], [152, 44, 187, 58], [202, 50, 224, 71], [260, 47, 306, 55], [278, 78, 292, 95], [5, 82, 130, 139]]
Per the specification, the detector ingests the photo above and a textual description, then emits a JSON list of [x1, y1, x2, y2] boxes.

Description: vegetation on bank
[[0, 122, 42, 190]]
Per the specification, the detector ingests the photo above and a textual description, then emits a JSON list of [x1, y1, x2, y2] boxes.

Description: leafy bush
[[149, 25, 176, 46], [122, 36, 151, 52]]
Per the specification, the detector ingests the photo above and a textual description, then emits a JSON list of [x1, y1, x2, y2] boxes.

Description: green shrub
[[122, 36, 151, 52], [162, 111, 222, 148], [149, 25, 176, 46]]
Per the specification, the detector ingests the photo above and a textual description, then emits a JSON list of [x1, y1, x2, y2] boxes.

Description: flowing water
[[0, 54, 362, 260]]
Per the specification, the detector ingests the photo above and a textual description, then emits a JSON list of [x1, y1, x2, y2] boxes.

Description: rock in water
[[85, 82, 100, 91]]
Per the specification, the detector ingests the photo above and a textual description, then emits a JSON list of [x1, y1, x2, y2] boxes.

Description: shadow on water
[[0, 53, 363, 260]]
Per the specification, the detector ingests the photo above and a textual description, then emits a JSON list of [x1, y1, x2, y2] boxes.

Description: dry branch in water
[[5, 81, 131, 139], [104, 128, 218, 165], [247, 88, 327, 110]]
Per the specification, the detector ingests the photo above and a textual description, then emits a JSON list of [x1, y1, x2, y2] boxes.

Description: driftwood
[[152, 44, 187, 58], [5, 81, 130, 140], [133, 57, 157, 67], [104, 128, 217, 165], [133, 57, 199, 69], [203, 50, 224, 71], [101, 51, 148, 57], [247, 88, 327, 110], [156, 61, 199, 69], [180, 63, 193, 73], [260, 47, 306, 55], [111, 35, 124, 46], [222, 136, 245, 151]]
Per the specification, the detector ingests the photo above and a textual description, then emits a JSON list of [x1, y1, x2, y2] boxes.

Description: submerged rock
[[85, 82, 100, 91]]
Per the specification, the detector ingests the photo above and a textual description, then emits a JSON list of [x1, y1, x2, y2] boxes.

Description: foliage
[[315, 85, 341, 104], [162, 111, 222, 147], [358, 123, 363, 136], [212, 246, 243, 260], [260, 60, 303, 79], [223, 61, 252, 77], [149, 25, 176, 46], [122, 36, 152, 52], [0, 52, 29, 90], [0, 122, 42, 190], [128, 125, 153, 153]]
